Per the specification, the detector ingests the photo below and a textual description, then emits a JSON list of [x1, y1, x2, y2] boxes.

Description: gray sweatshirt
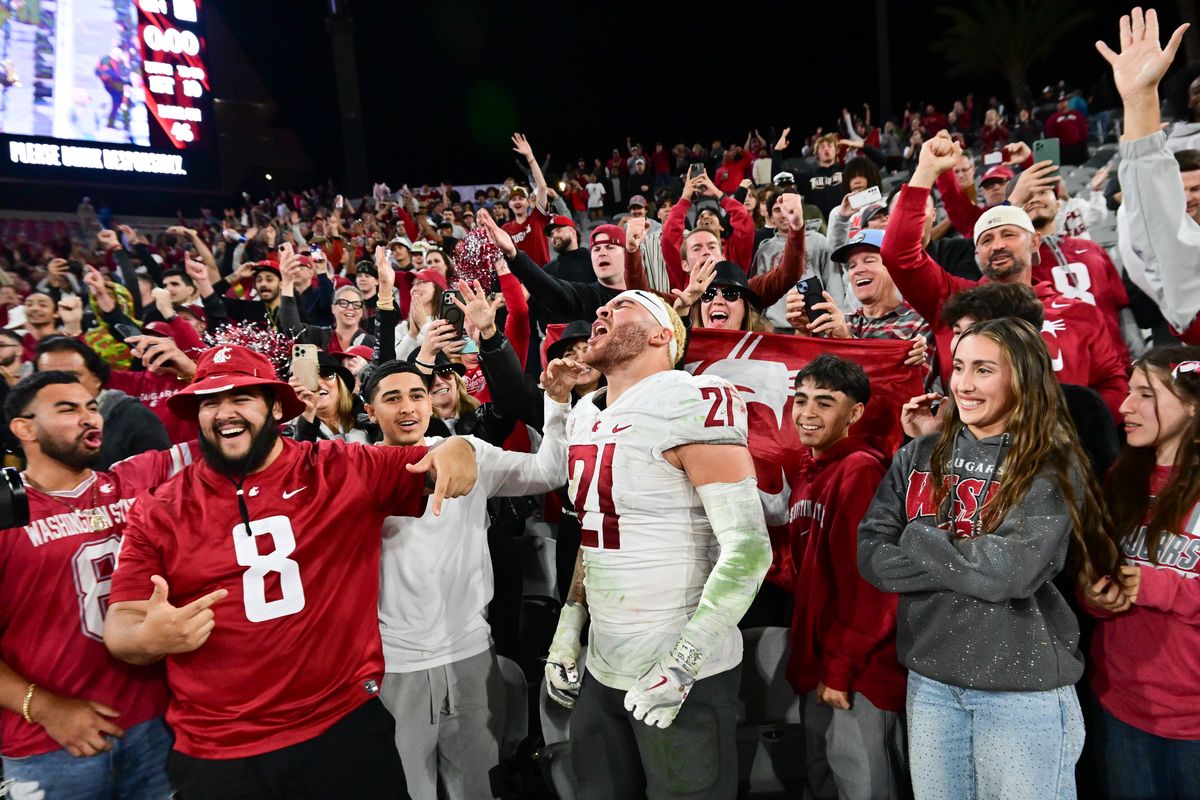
[[858, 429, 1083, 692]]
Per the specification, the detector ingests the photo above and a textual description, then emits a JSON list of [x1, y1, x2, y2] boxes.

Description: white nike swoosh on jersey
[[1050, 301, 1072, 309], [282, 487, 308, 499]]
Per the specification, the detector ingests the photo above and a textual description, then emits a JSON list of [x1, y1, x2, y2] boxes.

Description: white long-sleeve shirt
[[1119, 130, 1200, 334], [377, 394, 569, 672]]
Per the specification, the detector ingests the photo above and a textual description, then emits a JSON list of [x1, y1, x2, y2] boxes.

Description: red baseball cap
[[334, 345, 374, 361], [166, 345, 306, 420], [543, 215, 576, 235], [590, 224, 626, 249], [981, 165, 1014, 185], [412, 269, 448, 290]]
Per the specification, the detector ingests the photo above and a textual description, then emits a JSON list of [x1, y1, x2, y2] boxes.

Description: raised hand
[[1007, 160, 1060, 207], [476, 209, 517, 258], [540, 357, 590, 403], [1003, 141, 1032, 166], [374, 245, 395, 293], [900, 392, 947, 439], [775, 126, 791, 151], [915, 131, 962, 184], [452, 280, 502, 337], [625, 216, 649, 253], [139, 575, 227, 655], [97, 229, 120, 251], [512, 132, 535, 161], [672, 256, 717, 314], [807, 292, 850, 338], [778, 192, 805, 231], [1096, 7, 1189, 102]]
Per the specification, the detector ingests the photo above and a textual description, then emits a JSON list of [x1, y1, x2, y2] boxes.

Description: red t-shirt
[[502, 204, 552, 267], [0, 443, 197, 757], [109, 438, 429, 759]]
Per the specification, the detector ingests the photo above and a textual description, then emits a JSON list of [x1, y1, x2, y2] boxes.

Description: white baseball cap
[[973, 205, 1036, 244]]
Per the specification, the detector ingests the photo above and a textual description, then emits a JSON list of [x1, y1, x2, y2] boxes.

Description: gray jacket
[[1119, 130, 1200, 335], [858, 429, 1083, 692]]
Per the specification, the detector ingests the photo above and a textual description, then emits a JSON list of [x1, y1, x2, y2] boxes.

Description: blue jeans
[[1094, 703, 1200, 799], [907, 672, 1083, 800], [2, 716, 172, 800]]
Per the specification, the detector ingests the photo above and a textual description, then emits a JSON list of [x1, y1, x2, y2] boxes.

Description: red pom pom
[[204, 323, 295, 380], [453, 228, 501, 292]]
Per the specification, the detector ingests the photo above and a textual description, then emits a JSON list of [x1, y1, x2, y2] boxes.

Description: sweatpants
[[569, 666, 740, 800], [380, 649, 505, 800], [803, 691, 909, 800]]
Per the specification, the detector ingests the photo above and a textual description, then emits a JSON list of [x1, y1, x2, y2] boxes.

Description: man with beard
[[543, 215, 593, 285], [364, 358, 574, 800], [209, 262, 286, 330], [543, 291, 771, 799], [103, 345, 478, 798], [880, 130, 1128, 420], [0, 372, 197, 798]]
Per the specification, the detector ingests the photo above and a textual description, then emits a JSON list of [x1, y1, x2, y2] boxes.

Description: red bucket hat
[[166, 345, 306, 420]]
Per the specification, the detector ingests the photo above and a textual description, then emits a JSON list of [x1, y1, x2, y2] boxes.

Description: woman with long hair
[[1083, 344, 1200, 800], [859, 317, 1120, 800]]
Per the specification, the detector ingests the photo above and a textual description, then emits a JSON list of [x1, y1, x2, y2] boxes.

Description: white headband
[[615, 290, 678, 364]]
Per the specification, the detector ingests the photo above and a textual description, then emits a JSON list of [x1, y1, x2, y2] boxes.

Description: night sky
[[211, 0, 1191, 188]]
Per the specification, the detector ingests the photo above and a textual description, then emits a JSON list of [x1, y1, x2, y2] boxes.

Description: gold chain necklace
[[24, 473, 108, 532]]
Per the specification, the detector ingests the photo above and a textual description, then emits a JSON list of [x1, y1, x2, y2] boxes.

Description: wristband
[[22, 683, 36, 723], [413, 358, 435, 369]]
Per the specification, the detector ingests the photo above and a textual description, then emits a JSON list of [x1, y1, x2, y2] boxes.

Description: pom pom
[[453, 228, 500, 292], [204, 323, 295, 380]]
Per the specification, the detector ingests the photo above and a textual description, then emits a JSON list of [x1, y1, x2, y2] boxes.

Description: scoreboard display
[[1, 0, 216, 184]]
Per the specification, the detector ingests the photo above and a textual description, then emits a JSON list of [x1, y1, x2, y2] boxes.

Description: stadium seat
[[736, 627, 806, 798], [534, 645, 586, 800], [497, 655, 529, 760]]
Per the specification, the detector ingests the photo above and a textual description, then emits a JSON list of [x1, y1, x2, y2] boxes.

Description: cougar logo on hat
[[213, 346, 232, 364]]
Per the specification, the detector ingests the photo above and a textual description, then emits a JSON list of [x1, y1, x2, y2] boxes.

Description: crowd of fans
[[1, 7, 1200, 800]]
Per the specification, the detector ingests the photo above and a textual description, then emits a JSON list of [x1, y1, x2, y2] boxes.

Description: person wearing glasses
[[280, 247, 378, 354], [683, 261, 773, 333]]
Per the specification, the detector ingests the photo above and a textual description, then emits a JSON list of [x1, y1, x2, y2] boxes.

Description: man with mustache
[[0, 372, 197, 797], [103, 345, 478, 799], [880, 130, 1128, 420], [543, 290, 771, 799]]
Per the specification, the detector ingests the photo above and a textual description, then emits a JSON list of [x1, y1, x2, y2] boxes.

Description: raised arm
[[513, 133, 549, 212]]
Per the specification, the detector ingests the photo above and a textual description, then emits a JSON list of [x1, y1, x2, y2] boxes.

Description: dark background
[[210, 0, 1192, 187]]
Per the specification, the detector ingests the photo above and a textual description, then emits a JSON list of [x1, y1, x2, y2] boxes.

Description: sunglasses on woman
[[701, 286, 744, 304]]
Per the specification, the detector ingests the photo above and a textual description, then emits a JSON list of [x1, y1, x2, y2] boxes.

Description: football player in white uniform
[[544, 289, 772, 799]]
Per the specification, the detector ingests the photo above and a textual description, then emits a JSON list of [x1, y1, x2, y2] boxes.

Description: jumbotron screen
[[0, 0, 214, 183]]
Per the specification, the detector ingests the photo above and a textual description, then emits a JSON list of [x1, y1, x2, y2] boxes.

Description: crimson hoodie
[[1087, 466, 1200, 739], [660, 196, 755, 291], [783, 436, 906, 712], [880, 185, 1128, 420]]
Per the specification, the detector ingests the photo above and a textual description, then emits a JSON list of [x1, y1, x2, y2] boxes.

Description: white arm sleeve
[[670, 477, 772, 676]]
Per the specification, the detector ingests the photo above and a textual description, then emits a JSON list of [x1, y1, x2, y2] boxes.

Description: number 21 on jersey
[[568, 443, 621, 550]]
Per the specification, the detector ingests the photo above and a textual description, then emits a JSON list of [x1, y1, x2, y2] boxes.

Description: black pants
[[166, 699, 410, 799], [570, 666, 740, 800]]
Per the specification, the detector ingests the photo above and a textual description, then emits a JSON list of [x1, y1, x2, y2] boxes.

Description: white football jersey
[[565, 369, 749, 690]]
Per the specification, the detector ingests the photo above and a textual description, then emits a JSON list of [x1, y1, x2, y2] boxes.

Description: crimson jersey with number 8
[[565, 370, 749, 691]]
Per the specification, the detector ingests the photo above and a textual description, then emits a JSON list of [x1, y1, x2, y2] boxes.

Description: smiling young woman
[[859, 316, 1120, 800]]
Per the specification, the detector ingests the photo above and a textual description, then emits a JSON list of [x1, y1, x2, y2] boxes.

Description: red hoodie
[[660, 196, 755, 291], [784, 436, 906, 712], [880, 185, 1128, 420], [1088, 466, 1200, 739]]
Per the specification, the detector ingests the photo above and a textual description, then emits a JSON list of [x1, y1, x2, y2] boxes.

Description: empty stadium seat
[[736, 627, 807, 798]]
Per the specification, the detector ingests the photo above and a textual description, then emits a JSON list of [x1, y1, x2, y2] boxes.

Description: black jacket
[[506, 251, 620, 324], [97, 388, 171, 470]]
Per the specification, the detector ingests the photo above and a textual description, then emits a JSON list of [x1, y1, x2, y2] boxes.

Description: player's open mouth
[[589, 321, 609, 342], [81, 430, 102, 448]]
